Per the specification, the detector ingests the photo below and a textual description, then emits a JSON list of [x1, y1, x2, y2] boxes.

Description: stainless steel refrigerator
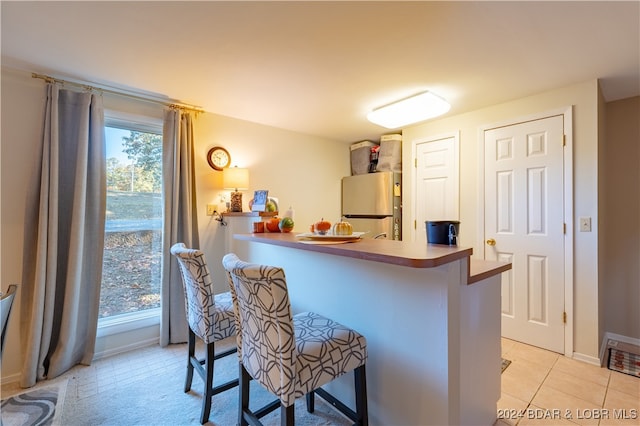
[[341, 171, 402, 240]]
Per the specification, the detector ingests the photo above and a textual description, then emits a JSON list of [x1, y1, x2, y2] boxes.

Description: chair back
[[222, 253, 296, 404], [1, 284, 18, 354], [170, 243, 234, 343]]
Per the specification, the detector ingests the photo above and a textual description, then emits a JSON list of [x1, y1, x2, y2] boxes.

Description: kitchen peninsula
[[233, 233, 510, 426]]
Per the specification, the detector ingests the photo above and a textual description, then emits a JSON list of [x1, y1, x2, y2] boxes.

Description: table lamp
[[223, 166, 249, 212]]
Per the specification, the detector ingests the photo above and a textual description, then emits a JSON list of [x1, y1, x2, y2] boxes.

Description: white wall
[[194, 109, 350, 290], [403, 80, 601, 360], [0, 67, 349, 383], [1, 68, 45, 384]]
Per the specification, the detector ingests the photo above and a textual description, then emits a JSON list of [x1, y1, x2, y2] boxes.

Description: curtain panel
[[160, 109, 199, 346], [20, 84, 106, 387]]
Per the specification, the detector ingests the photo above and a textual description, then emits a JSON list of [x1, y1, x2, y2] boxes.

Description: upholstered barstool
[[222, 253, 368, 426], [170, 243, 239, 424], [1, 284, 18, 358]]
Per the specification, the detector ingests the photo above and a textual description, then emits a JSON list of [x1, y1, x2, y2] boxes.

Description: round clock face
[[207, 147, 231, 171]]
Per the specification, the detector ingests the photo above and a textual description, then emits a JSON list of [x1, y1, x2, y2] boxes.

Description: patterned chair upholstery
[[170, 243, 238, 424], [1, 284, 18, 357], [222, 253, 368, 426]]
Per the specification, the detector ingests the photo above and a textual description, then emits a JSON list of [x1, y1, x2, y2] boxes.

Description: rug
[[501, 358, 512, 373], [58, 353, 349, 426], [1, 380, 68, 426]]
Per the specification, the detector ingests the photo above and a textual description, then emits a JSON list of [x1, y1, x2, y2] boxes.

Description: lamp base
[[229, 191, 243, 212]]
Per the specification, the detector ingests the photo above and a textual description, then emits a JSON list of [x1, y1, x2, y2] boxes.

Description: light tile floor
[[497, 338, 640, 426], [3, 338, 639, 425]]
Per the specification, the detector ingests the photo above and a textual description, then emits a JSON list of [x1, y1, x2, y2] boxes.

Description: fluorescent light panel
[[367, 91, 451, 129]]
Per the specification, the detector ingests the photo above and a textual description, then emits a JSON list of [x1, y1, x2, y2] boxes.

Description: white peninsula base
[[233, 234, 506, 426]]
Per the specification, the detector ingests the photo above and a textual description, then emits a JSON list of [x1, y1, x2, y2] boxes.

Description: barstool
[[222, 253, 368, 426], [170, 243, 239, 424], [1, 284, 18, 358]]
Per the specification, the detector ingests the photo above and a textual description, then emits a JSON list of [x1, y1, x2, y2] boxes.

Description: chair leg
[[184, 329, 196, 393], [354, 365, 368, 426], [239, 362, 251, 426], [305, 391, 315, 413], [199, 341, 216, 424], [280, 403, 294, 426]]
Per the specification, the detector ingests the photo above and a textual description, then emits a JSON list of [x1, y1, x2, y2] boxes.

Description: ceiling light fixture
[[367, 91, 451, 129]]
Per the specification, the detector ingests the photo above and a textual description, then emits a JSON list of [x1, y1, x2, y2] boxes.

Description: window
[[99, 112, 163, 323]]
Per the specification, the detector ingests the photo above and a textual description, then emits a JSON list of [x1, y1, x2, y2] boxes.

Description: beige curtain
[[160, 109, 200, 346], [20, 84, 106, 387]]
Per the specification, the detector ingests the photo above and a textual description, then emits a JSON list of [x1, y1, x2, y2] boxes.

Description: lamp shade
[[367, 91, 451, 129], [223, 167, 249, 190]]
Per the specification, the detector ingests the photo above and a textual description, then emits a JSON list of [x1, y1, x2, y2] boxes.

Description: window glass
[[100, 124, 162, 319]]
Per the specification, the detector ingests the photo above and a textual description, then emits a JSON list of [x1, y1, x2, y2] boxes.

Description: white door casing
[[484, 114, 566, 354], [413, 133, 459, 244]]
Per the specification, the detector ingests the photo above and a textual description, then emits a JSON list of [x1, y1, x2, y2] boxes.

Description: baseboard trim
[[571, 351, 601, 366], [1, 372, 22, 386]]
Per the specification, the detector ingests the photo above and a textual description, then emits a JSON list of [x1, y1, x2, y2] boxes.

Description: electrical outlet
[[206, 204, 216, 216], [579, 216, 591, 232]]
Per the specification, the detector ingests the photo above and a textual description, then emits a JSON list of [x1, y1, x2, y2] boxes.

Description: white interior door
[[414, 134, 459, 244], [484, 115, 565, 353]]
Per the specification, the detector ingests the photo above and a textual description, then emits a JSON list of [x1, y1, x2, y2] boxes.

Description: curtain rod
[[31, 72, 205, 114]]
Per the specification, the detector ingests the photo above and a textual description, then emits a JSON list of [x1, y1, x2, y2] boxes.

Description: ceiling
[[2, 1, 638, 143]]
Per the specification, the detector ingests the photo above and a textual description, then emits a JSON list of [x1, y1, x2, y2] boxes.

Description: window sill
[[97, 308, 160, 338]]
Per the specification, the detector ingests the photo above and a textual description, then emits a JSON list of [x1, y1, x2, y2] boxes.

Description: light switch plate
[[206, 204, 216, 216], [579, 217, 591, 232]]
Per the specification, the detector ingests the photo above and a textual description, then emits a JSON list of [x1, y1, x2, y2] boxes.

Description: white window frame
[[98, 110, 163, 334]]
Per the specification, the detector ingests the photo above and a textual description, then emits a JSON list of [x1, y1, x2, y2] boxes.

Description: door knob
[[486, 238, 496, 246]]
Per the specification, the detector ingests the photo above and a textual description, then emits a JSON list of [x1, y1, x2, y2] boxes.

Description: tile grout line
[[515, 355, 562, 426]]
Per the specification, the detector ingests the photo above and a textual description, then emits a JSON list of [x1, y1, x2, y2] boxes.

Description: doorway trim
[[476, 106, 574, 357]]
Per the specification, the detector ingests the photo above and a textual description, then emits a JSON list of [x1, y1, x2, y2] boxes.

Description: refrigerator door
[[342, 171, 397, 216], [347, 217, 395, 239]]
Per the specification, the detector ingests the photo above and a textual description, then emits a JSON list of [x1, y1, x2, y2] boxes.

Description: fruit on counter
[[332, 220, 353, 236], [314, 218, 332, 235], [266, 217, 281, 232], [266, 199, 278, 212], [278, 217, 294, 233]]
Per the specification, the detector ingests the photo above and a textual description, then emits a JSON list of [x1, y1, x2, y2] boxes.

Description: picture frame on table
[[251, 190, 269, 212]]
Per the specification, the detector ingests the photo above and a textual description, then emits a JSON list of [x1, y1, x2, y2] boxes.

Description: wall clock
[[207, 146, 231, 171]]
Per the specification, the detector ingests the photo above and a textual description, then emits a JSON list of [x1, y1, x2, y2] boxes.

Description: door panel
[[500, 252, 515, 317], [414, 135, 459, 243], [528, 168, 546, 234], [496, 171, 513, 233], [527, 255, 547, 323], [484, 115, 565, 353]]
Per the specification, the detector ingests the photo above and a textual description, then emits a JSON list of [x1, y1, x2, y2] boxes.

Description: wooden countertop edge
[[234, 233, 474, 268], [235, 233, 511, 282], [467, 259, 512, 285]]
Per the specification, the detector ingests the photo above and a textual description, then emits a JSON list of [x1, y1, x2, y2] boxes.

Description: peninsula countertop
[[233, 232, 511, 284]]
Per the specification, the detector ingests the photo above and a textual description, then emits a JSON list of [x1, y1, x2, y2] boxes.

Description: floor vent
[[605, 339, 640, 378]]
